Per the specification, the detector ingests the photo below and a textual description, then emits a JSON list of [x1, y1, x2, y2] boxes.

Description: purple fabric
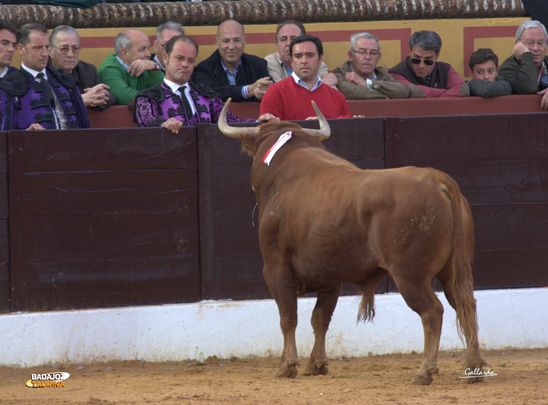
[[0, 90, 13, 131], [134, 82, 254, 127], [14, 68, 90, 130]]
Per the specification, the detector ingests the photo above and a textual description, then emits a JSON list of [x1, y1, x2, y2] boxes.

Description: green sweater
[[98, 54, 164, 105], [498, 52, 548, 94]]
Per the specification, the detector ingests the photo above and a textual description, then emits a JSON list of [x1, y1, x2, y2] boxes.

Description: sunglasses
[[411, 57, 434, 66]]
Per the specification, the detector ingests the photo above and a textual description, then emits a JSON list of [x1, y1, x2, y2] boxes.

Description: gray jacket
[[468, 77, 512, 98]]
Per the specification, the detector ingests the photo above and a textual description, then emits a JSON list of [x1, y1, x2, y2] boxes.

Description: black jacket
[[191, 50, 271, 102]]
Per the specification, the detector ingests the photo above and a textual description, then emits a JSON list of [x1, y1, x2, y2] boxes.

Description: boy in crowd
[[467, 48, 512, 97]]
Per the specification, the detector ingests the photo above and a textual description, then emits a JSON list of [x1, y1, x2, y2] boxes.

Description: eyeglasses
[[410, 57, 434, 66], [352, 49, 379, 57], [53, 45, 80, 54]]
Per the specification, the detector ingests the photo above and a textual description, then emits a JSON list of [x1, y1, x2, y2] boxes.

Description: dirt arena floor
[[1, 348, 547, 404]]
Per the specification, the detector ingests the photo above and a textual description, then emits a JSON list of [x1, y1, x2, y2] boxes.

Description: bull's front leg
[[263, 264, 300, 378], [276, 302, 299, 378], [302, 286, 341, 376]]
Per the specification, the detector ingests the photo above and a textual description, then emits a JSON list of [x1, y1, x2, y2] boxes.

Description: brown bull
[[218, 99, 484, 385]]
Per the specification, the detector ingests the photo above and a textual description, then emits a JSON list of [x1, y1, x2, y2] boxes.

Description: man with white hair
[[333, 32, 411, 99], [498, 20, 548, 109], [98, 29, 164, 105], [49, 25, 116, 109]]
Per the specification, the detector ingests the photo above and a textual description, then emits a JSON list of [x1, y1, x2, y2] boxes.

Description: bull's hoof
[[302, 363, 329, 376], [412, 374, 433, 385], [274, 365, 298, 378], [463, 376, 482, 384]]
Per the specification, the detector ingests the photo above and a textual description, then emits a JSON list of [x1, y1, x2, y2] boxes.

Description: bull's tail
[[357, 288, 375, 323], [442, 180, 484, 370]]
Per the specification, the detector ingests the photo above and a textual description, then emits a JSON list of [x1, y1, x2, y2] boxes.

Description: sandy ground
[[1, 348, 547, 404]]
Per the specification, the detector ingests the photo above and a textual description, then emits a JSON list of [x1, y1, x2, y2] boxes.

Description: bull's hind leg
[[393, 276, 444, 385], [302, 286, 342, 376], [263, 265, 300, 378]]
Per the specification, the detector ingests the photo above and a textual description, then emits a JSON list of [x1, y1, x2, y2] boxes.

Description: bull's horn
[[302, 101, 331, 141], [218, 98, 260, 138]]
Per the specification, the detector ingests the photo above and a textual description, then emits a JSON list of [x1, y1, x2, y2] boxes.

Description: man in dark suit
[[49, 25, 116, 109], [10, 23, 89, 130], [192, 19, 272, 102]]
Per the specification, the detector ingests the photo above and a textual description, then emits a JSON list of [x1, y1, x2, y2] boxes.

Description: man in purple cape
[[134, 34, 277, 133], [7, 23, 89, 130]]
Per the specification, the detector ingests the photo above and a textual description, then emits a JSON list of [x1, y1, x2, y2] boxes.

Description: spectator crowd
[[0, 18, 547, 131]]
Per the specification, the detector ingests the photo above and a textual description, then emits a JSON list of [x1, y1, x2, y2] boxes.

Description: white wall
[[1, 287, 547, 367]]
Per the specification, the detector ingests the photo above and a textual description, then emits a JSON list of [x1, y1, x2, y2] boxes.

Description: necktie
[[178, 86, 194, 121], [37, 72, 56, 106]]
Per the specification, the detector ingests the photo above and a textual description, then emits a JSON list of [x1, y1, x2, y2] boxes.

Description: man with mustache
[[390, 30, 469, 98], [192, 19, 272, 102], [5, 23, 89, 130], [333, 32, 412, 99], [134, 35, 278, 133], [498, 20, 548, 109]]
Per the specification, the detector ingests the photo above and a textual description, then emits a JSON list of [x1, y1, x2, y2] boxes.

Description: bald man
[[192, 19, 272, 102], [98, 29, 164, 105]]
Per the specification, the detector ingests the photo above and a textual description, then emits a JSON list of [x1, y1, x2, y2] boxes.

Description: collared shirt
[[220, 58, 250, 99], [164, 78, 196, 116], [0, 66, 8, 79], [115, 55, 130, 73], [21, 64, 67, 129], [291, 71, 323, 91]]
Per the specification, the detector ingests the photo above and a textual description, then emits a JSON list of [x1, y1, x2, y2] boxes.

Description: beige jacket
[[333, 60, 415, 99]]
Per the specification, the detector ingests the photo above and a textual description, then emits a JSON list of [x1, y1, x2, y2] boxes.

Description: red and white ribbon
[[262, 131, 292, 166]]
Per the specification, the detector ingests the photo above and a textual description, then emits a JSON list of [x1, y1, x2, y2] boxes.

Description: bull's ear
[[301, 101, 331, 141], [218, 98, 260, 139]]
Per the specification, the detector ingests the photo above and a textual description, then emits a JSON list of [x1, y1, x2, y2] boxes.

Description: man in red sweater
[[260, 35, 351, 120]]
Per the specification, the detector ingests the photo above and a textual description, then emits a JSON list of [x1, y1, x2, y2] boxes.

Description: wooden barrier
[[1, 112, 548, 312], [8, 127, 201, 311], [87, 95, 547, 129], [385, 114, 548, 290], [0, 133, 8, 313]]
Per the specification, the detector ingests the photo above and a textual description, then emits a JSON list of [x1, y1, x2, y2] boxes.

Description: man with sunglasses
[[498, 20, 548, 110], [333, 32, 413, 99], [390, 30, 469, 98], [151, 21, 184, 72], [49, 25, 116, 109]]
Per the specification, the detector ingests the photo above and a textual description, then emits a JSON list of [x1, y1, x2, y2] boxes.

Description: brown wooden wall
[[0, 133, 8, 313], [8, 128, 201, 312], [385, 113, 548, 290], [1, 113, 547, 313]]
